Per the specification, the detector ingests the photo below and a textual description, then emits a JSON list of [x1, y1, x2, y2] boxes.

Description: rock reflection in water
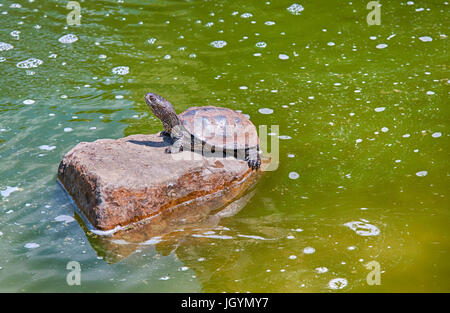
[[79, 172, 260, 264]]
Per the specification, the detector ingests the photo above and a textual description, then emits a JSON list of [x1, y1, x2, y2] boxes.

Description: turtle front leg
[[165, 137, 183, 154], [246, 146, 261, 170], [161, 130, 171, 137]]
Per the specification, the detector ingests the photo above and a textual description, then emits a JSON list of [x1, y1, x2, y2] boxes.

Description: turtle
[[145, 92, 261, 170]]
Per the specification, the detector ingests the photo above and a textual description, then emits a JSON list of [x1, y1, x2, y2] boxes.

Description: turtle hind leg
[[245, 147, 261, 170], [165, 137, 183, 154]]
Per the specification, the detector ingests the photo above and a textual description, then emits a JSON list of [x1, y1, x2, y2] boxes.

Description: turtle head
[[145, 92, 180, 134]]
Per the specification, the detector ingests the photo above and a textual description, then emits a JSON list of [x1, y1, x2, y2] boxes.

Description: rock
[[57, 133, 258, 231]]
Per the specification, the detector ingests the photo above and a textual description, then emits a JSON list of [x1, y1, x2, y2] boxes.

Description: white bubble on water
[[419, 36, 432, 42], [327, 42, 335, 46], [141, 236, 162, 245], [192, 234, 233, 240], [10, 30, 20, 39], [147, 38, 156, 44], [159, 276, 170, 281], [115, 95, 124, 99], [24, 243, 40, 249], [303, 247, 315, 254], [258, 108, 273, 114], [316, 267, 328, 273], [374, 107, 385, 112], [402, 133, 410, 138], [344, 221, 380, 236], [289, 255, 297, 260], [164, 54, 171, 60], [23, 99, 35, 105], [0, 42, 13, 51], [279, 135, 292, 140], [416, 171, 428, 177], [239, 86, 248, 90], [376, 43, 388, 49], [255, 41, 267, 48], [431, 132, 442, 138], [264, 21, 275, 26], [278, 54, 289, 60], [328, 278, 348, 290], [58, 34, 78, 44], [210, 40, 227, 48], [39, 145, 56, 151], [99, 54, 107, 59], [64, 127, 73, 132], [289, 172, 299, 180], [0, 186, 20, 198], [426, 91, 435, 95], [55, 215, 75, 223], [381, 127, 389, 133], [112, 66, 129, 75], [16, 58, 43, 69], [240, 12, 252, 18], [387, 34, 396, 40], [238, 234, 268, 240], [287, 3, 304, 15]]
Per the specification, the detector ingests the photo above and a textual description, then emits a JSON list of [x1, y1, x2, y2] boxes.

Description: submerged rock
[[57, 133, 258, 231]]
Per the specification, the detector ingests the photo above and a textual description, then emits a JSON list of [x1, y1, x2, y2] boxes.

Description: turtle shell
[[179, 106, 259, 150]]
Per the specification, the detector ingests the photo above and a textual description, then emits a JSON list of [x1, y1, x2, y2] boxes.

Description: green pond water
[[0, 0, 449, 292]]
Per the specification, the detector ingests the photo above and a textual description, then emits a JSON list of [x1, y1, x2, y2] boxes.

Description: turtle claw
[[165, 145, 183, 154], [246, 155, 261, 171]]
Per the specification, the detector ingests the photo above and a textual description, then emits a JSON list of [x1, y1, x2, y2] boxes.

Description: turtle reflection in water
[[145, 92, 261, 170]]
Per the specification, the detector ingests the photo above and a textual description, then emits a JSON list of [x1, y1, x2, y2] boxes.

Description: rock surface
[[58, 133, 257, 231]]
